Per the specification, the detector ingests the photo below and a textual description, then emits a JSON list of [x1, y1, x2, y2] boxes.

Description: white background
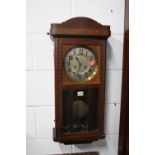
[[0, 0, 155, 155], [26, 0, 124, 155]]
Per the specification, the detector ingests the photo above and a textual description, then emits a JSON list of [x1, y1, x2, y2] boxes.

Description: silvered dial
[[64, 47, 98, 82]]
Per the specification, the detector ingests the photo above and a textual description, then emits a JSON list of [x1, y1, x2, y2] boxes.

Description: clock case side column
[[97, 40, 106, 138], [53, 38, 63, 142]]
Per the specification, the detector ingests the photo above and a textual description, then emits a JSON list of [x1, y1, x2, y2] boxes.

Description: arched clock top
[[49, 17, 111, 38]]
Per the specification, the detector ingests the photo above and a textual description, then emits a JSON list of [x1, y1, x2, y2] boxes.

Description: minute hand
[[77, 63, 81, 77]]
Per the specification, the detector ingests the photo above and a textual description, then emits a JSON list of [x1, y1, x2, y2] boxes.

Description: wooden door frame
[[118, 0, 129, 154]]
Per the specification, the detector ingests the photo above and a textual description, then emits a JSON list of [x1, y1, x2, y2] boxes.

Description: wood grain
[[118, 0, 129, 154]]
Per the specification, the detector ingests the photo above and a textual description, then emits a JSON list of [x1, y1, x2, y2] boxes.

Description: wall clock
[[48, 17, 111, 144]]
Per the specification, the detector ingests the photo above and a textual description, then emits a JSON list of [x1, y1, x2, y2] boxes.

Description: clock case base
[[53, 128, 105, 144]]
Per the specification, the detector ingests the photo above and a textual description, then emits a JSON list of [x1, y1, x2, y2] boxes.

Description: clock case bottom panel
[[53, 87, 105, 144], [53, 127, 105, 144]]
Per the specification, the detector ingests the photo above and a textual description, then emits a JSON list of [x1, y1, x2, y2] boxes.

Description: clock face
[[64, 47, 98, 82]]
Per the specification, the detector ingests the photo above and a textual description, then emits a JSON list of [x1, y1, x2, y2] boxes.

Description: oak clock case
[[49, 17, 111, 144]]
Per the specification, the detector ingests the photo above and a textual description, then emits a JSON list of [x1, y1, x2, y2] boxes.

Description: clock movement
[[48, 17, 111, 144]]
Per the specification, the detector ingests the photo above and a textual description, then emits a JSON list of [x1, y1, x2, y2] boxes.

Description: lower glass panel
[[62, 88, 98, 133]]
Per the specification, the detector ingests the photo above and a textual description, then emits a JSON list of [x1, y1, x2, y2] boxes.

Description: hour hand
[[76, 56, 81, 65]]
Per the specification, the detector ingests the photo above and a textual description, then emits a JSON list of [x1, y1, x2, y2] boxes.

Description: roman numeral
[[79, 48, 83, 55], [67, 61, 70, 66], [68, 55, 73, 60]]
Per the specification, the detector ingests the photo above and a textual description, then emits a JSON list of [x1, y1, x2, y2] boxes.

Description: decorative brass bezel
[[64, 46, 98, 82]]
